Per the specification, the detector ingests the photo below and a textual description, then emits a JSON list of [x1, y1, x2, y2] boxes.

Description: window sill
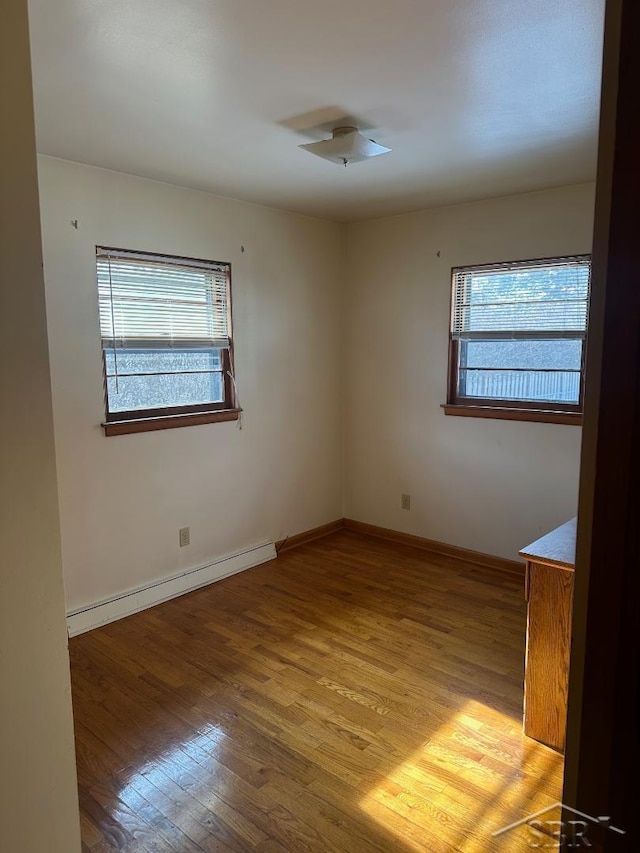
[[102, 408, 241, 436], [441, 404, 582, 426]]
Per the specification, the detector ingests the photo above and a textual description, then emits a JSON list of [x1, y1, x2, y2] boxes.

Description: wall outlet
[[401, 494, 411, 510], [179, 526, 191, 547]]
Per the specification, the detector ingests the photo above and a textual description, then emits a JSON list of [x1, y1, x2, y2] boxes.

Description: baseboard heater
[[66, 540, 276, 637]]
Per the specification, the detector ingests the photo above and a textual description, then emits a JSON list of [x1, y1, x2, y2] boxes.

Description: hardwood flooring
[[70, 531, 563, 852]]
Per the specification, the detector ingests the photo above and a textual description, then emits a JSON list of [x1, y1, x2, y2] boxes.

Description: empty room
[[6, 0, 639, 851]]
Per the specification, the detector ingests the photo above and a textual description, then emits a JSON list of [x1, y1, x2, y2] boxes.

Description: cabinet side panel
[[524, 563, 574, 751]]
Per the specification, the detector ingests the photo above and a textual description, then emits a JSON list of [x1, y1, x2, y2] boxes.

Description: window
[[97, 247, 237, 435], [444, 255, 591, 424]]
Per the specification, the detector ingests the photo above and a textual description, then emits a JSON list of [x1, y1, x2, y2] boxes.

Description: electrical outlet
[[401, 494, 411, 510], [179, 526, 191, 547]]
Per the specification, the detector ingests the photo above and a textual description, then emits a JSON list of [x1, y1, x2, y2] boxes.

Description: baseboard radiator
[[66, 541, 276, 637], [67, 519, 523, 637]]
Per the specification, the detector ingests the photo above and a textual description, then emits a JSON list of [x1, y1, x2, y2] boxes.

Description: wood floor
[[70, 531, 563, 853]]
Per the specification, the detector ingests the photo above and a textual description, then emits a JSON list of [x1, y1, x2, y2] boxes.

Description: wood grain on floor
[[70, 530, 563, 852]]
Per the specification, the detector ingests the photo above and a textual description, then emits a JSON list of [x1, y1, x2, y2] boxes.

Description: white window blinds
[[97, 247, 231, 349], [451, 256, 591, 340]]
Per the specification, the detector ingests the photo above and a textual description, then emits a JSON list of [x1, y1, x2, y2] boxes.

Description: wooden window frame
[[98, 247, 239, 436], [443, 256, 590, 426]]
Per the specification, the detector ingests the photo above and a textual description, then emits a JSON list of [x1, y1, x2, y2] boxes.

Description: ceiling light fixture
[[299, 126, 391, 167]]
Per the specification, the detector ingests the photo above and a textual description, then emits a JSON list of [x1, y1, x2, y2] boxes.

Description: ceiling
[[28, 0, 605, 222]]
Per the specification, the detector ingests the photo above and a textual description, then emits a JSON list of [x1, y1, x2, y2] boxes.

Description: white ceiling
[[28, 0, 605, 222]]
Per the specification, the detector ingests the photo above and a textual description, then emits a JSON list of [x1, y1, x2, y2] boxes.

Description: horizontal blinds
[[451, 256, 591, 339], [97, 247, 231, 349]]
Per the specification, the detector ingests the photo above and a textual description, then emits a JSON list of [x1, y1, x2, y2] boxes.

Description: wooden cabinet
[[520, 518, 576, 753]]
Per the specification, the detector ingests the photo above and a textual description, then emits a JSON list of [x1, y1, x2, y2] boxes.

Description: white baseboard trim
[[66, 541, 276, 637]]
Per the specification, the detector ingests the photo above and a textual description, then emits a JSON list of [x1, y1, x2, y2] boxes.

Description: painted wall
[[38, 157, 343, 611], [39, 155, 595, 609], [345, 183, 595, 560], [0, 5, 80, 852]]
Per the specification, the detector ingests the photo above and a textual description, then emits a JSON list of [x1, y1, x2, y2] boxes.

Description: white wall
[[39, 157, 596, 610], [0, 5, 80, 851], [345, 183, 595, 560], [38, 156, 343, 611]]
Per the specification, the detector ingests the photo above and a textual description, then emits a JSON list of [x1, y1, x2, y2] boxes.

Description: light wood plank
[[71, 530, 563, 852]]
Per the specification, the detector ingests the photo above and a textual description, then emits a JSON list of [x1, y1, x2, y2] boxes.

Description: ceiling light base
[[299, 126, 391, 166]]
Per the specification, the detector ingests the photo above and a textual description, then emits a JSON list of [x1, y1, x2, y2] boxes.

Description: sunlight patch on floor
[[358, 699, 563, 852]]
